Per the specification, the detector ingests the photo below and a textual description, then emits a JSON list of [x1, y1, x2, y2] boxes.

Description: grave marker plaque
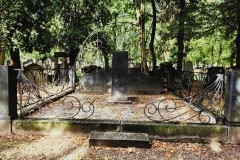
[[111, 51, 128, 101]]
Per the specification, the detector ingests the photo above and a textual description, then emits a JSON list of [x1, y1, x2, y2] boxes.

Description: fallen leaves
[[1, 134, 240, 160]]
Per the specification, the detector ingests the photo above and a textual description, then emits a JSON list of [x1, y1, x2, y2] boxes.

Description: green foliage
[[0, 0, 238, 68]]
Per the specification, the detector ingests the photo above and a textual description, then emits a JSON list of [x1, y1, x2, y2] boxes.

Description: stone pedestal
[[111, 51, 129, 102], [0, 65, 18, 120], [225, 72, 240, 144], [225, 72, 240, 123]]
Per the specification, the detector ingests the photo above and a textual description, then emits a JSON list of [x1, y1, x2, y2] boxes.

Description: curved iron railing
[[144, 74, 225, 123], [175, 71, 209, 97], [17, 68, 95, 119]]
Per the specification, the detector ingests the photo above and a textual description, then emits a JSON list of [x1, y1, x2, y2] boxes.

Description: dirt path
[[1, 134, 240, 160]]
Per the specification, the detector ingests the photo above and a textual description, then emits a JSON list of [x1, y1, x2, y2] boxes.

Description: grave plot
[[24, 92, 220, 124], [16, 52, 224, 124], [23, 71, 224, 124]]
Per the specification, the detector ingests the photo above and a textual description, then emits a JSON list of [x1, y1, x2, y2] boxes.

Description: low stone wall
[[12, 119, 120, 136], [9, 119, 232, 143], [79, 68, 163, 93], [121, 121, 228, 142]]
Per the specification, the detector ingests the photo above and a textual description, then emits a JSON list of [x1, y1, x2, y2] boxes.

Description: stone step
[[89, 131, 151, 148]]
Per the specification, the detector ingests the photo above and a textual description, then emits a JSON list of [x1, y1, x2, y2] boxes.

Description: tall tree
[[149, 0, 157, 73], [177, 0, 186, 75], [236, 0, 240, 66], [134, 0, 148, 73], [6, 0, 56, 53], [217, 0, 240, 66]]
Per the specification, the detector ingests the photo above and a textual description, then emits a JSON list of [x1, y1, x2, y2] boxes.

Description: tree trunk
[[10, 48, 21, 69], [217, 42, 222, 66], [103, 52, 110, 70], [149, 0, 157, 74], [113, 13, 118, 48], [211, 46, 214, 66], [133, 0, 148, 74], [236, 0, 240, 66], [177, 0, 185, 76], [0, 41, 6, 65], [140, 0, 148, 74]]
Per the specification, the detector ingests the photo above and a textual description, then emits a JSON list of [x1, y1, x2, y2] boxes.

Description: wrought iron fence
[[144, 72, 225, 124], [175, 71, 209, 97], [17, 67, 95, 119]]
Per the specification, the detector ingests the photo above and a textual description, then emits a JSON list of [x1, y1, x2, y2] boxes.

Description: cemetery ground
[[2, 91, 239, 159], [1, 134, 240, 159], [1, 69, 237, 159], [24, 91, 216, 123]]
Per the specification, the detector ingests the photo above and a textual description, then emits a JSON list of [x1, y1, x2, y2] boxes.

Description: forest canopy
[[0, 0, 239, 73]]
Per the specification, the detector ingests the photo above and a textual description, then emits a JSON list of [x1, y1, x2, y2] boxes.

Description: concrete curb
[[9, 119, 228, 142], [12, 119, 120, 136], [121, 121, 228, 142]]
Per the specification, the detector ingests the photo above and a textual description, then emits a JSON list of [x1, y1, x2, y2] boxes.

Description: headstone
[[54, 52, 68, 85], [24, 63, 44, 86], [111, 51, 129, 102], [205, 67, 225, 86], [128, 68, 163, 93], [0, 66, 18, 120], [207, 67, 225, 80], [79, 66, 105, 92], [184, 61, 194, 72], [159, 62, 175, 91], [68, 66, 75, 89], [182, 61, 194, 89]]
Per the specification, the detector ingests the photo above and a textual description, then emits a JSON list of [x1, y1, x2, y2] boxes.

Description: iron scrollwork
[[144, 74, 225, 123], [17, 68, 95, 119]]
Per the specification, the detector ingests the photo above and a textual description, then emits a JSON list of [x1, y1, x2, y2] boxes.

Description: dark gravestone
[[54, 52, 68, 86], [159, 62, 175, 91], [225, 72, 240, 123], [206, 67, 225, 84], [79, 70, 106, 92], [111, 51, 128, 101], [128, 68, 163, 94], [0, 66, 18, 120]]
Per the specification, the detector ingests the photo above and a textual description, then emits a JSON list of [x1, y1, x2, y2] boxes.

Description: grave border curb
[[4, 119, 230, 143]]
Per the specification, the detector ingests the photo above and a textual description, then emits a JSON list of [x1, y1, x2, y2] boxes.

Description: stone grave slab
[[89, 131, 151, 148]]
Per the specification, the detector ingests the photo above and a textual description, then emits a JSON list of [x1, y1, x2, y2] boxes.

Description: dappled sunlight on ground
[[0, 135, 88, 159], [1, 135, 240, 159], [25, 92, 217, 123], [210, 140, 222, 153]]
